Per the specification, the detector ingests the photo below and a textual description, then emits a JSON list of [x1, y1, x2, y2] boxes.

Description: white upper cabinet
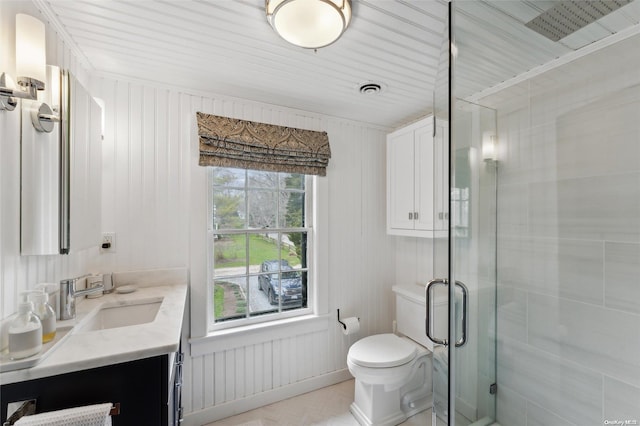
[[387, 116, 448, 238]]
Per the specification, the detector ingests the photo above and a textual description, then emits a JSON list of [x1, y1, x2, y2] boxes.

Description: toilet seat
[[348, 333, 417, 368]]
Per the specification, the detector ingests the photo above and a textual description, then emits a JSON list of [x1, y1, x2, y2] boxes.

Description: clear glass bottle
[[8, 301, 43, 360], [29, 291, 57, 343]]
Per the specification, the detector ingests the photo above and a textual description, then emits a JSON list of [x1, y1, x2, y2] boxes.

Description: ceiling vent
[[525, 0, 632, 42], [358, 82, 383, 95]]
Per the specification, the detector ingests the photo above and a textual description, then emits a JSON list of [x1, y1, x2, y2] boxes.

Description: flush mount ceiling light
[[266, 0, 352, 49]]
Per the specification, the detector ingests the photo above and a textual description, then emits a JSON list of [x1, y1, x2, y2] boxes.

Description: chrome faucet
[[59, 275, 104, 320]]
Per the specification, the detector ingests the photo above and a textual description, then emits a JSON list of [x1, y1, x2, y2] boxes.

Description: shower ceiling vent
[[525, 0, 633, 42]]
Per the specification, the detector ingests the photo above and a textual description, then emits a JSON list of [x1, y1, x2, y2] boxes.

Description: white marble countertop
[[0, 271, 188, 385]]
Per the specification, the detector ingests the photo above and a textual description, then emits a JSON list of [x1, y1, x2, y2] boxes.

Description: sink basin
[[76, 299, 163, 332]]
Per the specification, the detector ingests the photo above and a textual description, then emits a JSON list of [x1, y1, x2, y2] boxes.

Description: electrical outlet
[[101, 232, 116, 253]]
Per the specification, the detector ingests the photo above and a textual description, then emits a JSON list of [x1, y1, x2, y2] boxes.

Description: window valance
[[197, 112, 331, 176]]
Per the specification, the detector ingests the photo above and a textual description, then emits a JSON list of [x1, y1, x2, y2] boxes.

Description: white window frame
[[207, 168, 314, 332]]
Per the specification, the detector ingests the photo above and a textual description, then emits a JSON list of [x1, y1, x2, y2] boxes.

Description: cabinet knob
[[414, 212, 419, 220], [409, 212, 413, 220]]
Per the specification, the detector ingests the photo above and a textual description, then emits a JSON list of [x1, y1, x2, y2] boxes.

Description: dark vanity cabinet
[[1, 350, 183, 426]]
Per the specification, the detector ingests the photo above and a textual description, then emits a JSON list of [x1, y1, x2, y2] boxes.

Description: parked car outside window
[[258, 260, 302, 306]]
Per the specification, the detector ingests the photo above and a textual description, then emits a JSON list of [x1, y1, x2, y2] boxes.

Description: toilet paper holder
[[337, 309, 359, 330]]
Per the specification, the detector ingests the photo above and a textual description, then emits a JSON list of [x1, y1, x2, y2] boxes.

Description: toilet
[[347, 285, 434, 426]]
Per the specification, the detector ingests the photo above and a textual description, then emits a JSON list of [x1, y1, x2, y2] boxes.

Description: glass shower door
[[448, 100, 498, 426], [429, 5, 498, 424], [430, 100, 498, 426]]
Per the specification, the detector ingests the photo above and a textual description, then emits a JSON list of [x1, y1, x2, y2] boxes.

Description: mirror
[[20, 66, 61, 255], [20, 69, 102, 255]]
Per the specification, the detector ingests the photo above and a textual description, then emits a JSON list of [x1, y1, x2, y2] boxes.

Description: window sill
[[189, 313, 330, 357]]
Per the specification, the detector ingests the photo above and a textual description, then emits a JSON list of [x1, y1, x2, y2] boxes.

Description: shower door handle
[[454, 280, 469, 348], [426, 278, 448, 346], [425, 278, 469, 347]]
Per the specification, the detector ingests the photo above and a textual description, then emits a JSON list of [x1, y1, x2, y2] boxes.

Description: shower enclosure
[[431, 1, 640, 425]]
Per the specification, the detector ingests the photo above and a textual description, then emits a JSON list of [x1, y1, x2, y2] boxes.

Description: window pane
[[213, 234, 247, 278], [282, 173, 305, 190], [281, 191, 304, 228], [214, 189, 246, 230], [252, 260, 304, 310], [284, 232, 306, 268], [213, 167, 244, 188], [282, 270, 307, 311], [250, 270, 277, 316], [248, 190, 277, 228], [213, 277, 247, 322], [248, 233, 279, 268], [248, 170, 277, 188]]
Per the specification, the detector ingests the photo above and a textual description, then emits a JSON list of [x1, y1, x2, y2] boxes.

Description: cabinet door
[[387, 129, 415, 231], [414, 123, 436, 231], [0, 356, 169, 426]]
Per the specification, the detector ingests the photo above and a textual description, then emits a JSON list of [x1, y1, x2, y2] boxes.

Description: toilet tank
[[392, 284, 438, 352]]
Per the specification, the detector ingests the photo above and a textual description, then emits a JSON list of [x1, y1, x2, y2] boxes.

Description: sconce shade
[[482, 132, 497, 162], [266, 0, 352, 49], [16, 14, 47, 86]]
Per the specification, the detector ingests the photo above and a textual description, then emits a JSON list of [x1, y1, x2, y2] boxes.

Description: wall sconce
[[266, 0, 352, 49], [31, 65, 61, 133], [482, 131, 497, 162], [0, 14, 60, 133], [16, 14, 47, 99]]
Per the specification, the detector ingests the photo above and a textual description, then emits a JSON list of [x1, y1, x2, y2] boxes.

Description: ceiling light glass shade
[[266, 0, 352, 49], [16, 14, 47, 86]]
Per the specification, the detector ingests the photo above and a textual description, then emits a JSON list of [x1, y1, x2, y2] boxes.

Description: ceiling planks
[[36, 0, 640, 129]]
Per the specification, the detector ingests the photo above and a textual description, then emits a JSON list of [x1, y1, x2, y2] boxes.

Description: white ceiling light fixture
[[266, 0, 352, 49]]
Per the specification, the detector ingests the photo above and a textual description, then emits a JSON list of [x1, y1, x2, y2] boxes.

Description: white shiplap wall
[[90, 73, 398, 423], [0, 1, 96, 323]]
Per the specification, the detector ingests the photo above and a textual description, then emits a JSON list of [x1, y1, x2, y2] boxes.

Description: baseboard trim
[[182, 369, 354, 426]]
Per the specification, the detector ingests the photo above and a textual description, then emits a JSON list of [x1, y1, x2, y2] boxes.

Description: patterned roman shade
[[197, 112, 331, 176]]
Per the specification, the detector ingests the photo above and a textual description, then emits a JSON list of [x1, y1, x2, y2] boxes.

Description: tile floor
[[204, 379, 433, 426]]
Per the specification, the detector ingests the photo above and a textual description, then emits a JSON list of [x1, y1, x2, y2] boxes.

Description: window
[[209, 167, 311, 328]]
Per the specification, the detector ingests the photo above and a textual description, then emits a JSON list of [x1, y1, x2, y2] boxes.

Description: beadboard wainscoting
[[185, 315, 354, 425], [0, 1, 96, 322]]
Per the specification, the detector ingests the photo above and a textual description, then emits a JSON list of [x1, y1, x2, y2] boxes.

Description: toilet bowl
[[346, 285, 434, 426]]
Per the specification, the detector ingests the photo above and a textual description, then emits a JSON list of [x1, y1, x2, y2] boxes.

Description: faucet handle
[[86, 275, 104, 299]]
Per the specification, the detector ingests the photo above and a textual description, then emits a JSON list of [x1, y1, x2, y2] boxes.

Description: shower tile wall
[[483, 34, 640, 425]]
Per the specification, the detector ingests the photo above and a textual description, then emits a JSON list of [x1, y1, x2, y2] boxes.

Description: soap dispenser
[[8, 302, 43, 360], [29, 290, 57, 343]]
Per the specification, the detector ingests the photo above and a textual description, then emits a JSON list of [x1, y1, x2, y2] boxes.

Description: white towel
[[14, 402, 112, 426]]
